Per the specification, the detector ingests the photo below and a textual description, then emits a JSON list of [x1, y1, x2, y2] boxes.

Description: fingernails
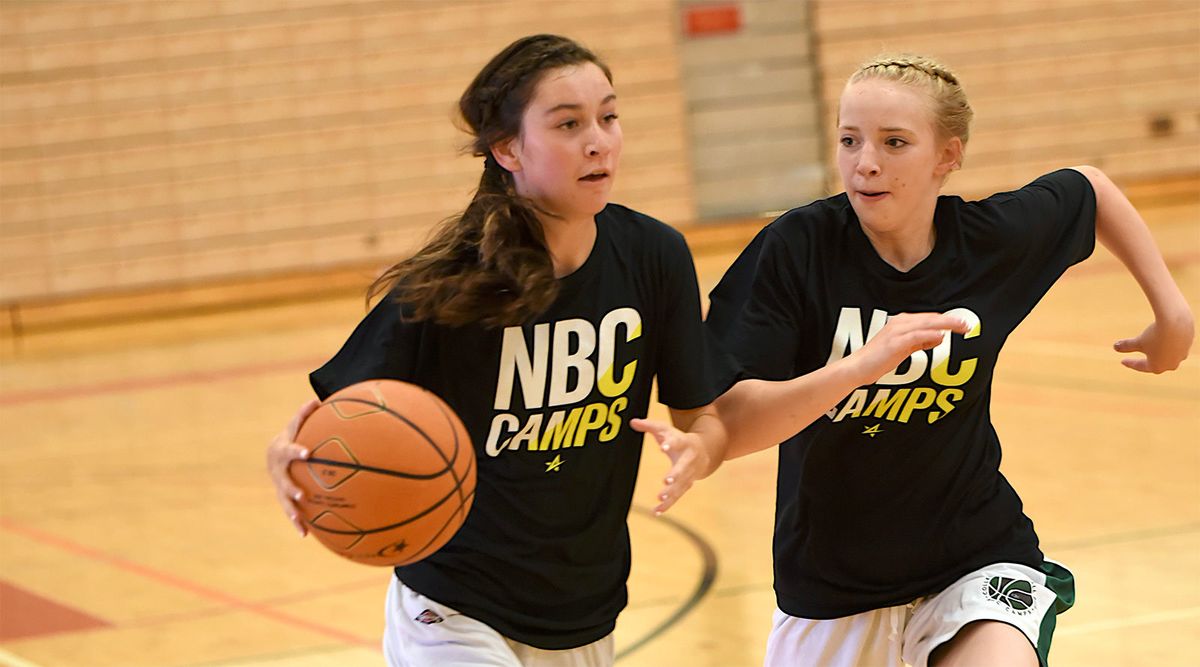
[[659, 493, 668, 501], [300, 449, 309, 458], [661, 444, 670, 452], [293, 491, 303, 501], [666, 476, 675, 484]]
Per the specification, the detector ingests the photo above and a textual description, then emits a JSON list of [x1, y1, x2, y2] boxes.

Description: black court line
[[615, 505, 719, 662]]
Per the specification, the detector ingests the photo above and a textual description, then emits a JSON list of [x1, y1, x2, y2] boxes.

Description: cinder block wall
[[0, 1, 695, 303], [811, 0, 1200, 199]]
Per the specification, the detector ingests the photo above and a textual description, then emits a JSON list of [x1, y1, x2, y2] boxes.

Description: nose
[[856, 142, 880, 177], [584, 125, 609, 158]]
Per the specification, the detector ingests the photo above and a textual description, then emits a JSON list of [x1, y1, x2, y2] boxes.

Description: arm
[[717, 312, 968, 459], [1073, 166, 1194, 372], [632, 312, 968, 511]]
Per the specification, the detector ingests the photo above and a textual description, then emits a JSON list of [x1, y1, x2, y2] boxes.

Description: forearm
[[716, 357, 867, 460], [1077, 166, 1191, 322]]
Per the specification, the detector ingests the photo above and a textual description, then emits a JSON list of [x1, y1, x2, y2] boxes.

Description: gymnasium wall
[[676, 0, 825, 219], [2, 0, 1198, 314], [0, 1, 695, 305], [811, 0, 1200, 199]]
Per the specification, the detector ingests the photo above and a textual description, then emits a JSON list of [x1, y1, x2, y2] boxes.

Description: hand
[[852, 313, 971, 383], [266, 398, 321, 536], [630, 418, 714, 515], [1114, 313, 1194, 373]]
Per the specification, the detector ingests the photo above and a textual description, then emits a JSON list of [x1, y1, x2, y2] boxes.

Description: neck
[[540, 213, 597, 278], [861, 198, 938, 273]]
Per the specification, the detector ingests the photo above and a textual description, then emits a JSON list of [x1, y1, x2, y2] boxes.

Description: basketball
[[290, 379, 476, 567]]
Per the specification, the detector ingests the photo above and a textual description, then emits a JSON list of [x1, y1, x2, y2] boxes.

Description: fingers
[[270, 453, 309, 538], [882, 313, 971, 354], [275, 484, 310, 537], [654, 468, 695, 515], [890, 312, 970, 334], [652, 437, 709, 514], [630, 418, 672, 445], [268, 419, 314, 537], [1120, 357, 1153, 373], [1113, 338, 1141, 353]]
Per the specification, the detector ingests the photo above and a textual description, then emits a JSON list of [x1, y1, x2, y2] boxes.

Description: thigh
[[928, 620, 1036, 667], [384, 577, 522, 667], [764, 606, 909, 667], [902, 560, 1075, 667]]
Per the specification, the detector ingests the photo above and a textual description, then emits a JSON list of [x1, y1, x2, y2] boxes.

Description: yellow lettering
[[573, 402, 608, 447], [898, 388, 938, 423], [599, 397, 628, 442], [928, 388, 965, 423], [863, 388, 910, 420], [539, 407, 582, 451], [833, 389, 869, 422]]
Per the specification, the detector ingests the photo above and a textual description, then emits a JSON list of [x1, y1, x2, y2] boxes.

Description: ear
[[934, 136, 964, 177], [491, 137, 522, 173]]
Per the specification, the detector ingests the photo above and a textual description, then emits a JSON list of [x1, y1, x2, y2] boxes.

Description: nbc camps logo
[[983, 576, 1037, 616]]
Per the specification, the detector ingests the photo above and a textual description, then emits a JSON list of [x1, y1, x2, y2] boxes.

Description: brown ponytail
[[368, 35, 612, 328]]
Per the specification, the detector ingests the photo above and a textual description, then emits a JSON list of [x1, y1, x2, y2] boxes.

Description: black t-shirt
[[707, 169, 1096, 619], [310, 203, 733, 648]]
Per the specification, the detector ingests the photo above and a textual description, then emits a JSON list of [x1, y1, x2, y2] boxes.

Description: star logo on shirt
[[545, 454, 564, 473], [862, 424, 883, 438]]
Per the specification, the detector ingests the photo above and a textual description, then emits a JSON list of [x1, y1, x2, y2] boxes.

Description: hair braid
[[848, 53, 973, 149]]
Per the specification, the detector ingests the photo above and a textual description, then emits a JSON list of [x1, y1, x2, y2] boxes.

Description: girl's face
[[836, 79, 961, 235], [494, 63, 622, 222]]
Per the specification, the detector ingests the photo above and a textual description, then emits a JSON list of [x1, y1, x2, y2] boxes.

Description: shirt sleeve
[[705, 225, 806, 382], [993, 168, 1098, 272], [652, 228, 739, 410], [309, 289, 423, 400]]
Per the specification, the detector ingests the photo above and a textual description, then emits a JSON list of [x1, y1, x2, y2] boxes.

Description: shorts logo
[[984, 576, 1036, 616], [414, 609, 444, 625]]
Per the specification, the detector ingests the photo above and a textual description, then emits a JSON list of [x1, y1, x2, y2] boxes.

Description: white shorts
[[383, 576, 615, 667], [764, 561, 1074, 667]]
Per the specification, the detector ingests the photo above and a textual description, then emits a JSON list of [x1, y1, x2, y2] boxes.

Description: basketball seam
[[307, 452, 475, 536], [311, 388, 476, 566]]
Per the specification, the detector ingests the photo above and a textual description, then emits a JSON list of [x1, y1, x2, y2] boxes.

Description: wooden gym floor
[[1, 195, 1197, 667]]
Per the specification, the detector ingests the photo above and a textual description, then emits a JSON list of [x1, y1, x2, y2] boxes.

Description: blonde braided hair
[[849, 54, 973, 150]]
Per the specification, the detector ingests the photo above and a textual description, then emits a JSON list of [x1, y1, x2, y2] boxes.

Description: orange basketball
[[290, 379, 475, 567]]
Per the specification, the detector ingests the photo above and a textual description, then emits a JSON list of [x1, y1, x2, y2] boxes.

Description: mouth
[[856, 190, 889, 201], [579, 170, 610, 183]]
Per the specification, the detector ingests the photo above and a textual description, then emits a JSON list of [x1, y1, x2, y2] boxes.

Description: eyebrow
[[838, 125, 914, 133], [543, 94, 617, 115]]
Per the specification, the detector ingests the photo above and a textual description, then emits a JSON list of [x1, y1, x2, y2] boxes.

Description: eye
[[839, 136, 857, 147], [558, 119, 578, 130], [885, 137, 908, 148], [603, 112, 619, 123]]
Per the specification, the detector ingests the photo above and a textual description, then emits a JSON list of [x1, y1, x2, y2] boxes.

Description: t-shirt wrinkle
[[309, 203, 735, 649], [706, 169, 1097, 619]]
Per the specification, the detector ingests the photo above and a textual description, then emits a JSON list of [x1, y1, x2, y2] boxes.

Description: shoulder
[[600, 203, 686, 244], [968, 168, 1095, 211], [761, 193, 851, 248], [599, 203, 692, 265]]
